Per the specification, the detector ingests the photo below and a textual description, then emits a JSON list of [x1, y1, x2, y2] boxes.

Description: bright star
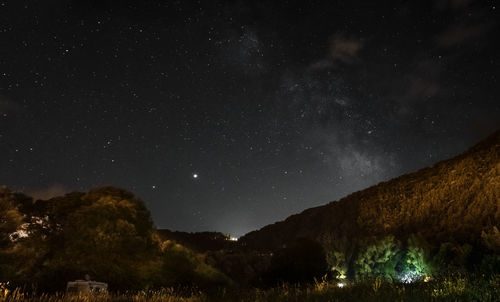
[[193, 173, 198, 179]]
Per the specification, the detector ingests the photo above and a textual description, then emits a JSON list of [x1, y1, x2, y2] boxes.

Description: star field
[[1, 0, 499, 237]]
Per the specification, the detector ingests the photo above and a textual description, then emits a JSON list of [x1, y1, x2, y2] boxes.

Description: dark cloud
[[436, 22, 492, 47], [307, 34, 363, 71], [392, 61, 442, 106], [307, 60, 335, 71], [329, 34, 363, 63], [434, 0, 475, 11]]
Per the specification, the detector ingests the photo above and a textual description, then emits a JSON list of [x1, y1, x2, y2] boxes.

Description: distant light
[[152, 185, 156, 189], [424, 276, 431, 282], [337, 282, 344, 288], [229, 236, 238, 241], [193, 173, 198, 179], [400, 272, 418, 283]]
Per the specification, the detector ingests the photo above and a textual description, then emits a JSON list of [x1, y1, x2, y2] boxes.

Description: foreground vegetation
[[2, 274, 499, 302]]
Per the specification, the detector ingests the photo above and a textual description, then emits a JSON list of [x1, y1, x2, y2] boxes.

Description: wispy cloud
[[434, 0, 474, 11], [435, 22, 491, 47], [307, 34, 363, 71], [29, 183, 70, 200], [393, 60, 442, 106], [329, 34, 363, 63]]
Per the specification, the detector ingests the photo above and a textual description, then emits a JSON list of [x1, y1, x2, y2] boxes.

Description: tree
[[325, 250, 348, 280], [481, 226, 500, 252], [355, 236, 402, 281], [0, 187, 29, 281], [22, 186, 160, 290], [0, 187, 25, 246], [400, 234, 432, 282], [157, 240, 232, 290]]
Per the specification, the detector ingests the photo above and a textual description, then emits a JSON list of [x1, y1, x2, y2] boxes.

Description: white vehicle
[[66, 279, 108, 294]]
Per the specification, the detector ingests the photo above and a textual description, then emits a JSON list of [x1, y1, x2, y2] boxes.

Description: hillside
[[240, 130, 500, 250], [156, 229, 238, 253]]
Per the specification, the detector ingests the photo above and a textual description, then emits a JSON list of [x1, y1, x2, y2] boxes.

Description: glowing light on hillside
[[337, 282, 344, 288], [401, 273, 413, 283], [400, 272, 423, 283]]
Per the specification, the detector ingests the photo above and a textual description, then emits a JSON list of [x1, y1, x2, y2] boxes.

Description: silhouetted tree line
[[1, 182, 499, 292], [157, 230, 238, 253]]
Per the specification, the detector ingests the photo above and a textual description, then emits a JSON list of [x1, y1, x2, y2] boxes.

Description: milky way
[[1, 1, 499, 236]]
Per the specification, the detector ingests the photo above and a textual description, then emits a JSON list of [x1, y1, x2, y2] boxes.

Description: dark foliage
[[157, 229, 238, 253], [261, 238, 328, 286], [0, 186, 231, 292]]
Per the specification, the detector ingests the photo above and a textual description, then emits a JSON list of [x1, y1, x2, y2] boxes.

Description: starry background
[[1, 0, 499, 237]]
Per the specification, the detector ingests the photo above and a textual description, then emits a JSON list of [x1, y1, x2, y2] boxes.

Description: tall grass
[[232, 275, 499, 302], [0, 286, 207, 302], [2, 274, 499, 302]]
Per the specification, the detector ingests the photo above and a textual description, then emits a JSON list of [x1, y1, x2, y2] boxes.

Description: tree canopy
[[1, 186, 230, 291]]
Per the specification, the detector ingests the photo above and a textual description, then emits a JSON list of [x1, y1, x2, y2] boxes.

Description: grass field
[[2, 275, 499, 302]]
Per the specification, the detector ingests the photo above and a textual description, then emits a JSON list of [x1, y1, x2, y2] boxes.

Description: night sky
[[1, 0, 499, 237]]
